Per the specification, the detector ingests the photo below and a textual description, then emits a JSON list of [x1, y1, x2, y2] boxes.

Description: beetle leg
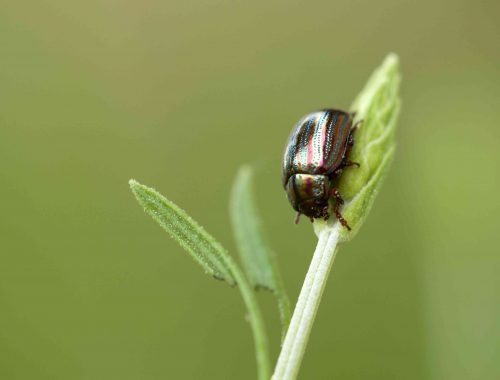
[[330, 187, 351, 231], [347, 132, 355, 147], [332, 167, 343, 178], [342, 129, 361, 168], [323, 210, 330, 221], [323, 205, 330, 221], [346, 131, 357, 152], [342, 159, 360, 168], [352, 118, 363, 130], [346, 119, 362, 150], [331, 188, 344, 205]]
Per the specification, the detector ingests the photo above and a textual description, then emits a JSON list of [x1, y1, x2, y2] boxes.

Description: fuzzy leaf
[[230, 166, 280, 290], [314, 53, 401, 241], [230, 166, 291, 334], [129, 179, 236, 285]]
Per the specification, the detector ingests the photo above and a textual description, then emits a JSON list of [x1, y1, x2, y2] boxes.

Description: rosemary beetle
[[281, 109, 360, 230]]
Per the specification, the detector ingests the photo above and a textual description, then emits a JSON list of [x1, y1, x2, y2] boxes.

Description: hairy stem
[[226, 256, 271, 380], [272, 224, 341, 379]]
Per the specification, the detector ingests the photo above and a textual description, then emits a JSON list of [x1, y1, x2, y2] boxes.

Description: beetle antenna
[[294, 212, 301, 224]]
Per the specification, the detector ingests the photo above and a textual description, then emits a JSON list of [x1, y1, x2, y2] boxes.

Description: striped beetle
[[281, 109, 360, 230]]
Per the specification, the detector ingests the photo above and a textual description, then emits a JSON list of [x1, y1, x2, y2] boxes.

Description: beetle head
[[285, 174, 330, 219]]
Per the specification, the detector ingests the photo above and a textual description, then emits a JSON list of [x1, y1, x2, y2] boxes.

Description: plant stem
[[226, 256, 271, 380], [272, 224, 341, 380]]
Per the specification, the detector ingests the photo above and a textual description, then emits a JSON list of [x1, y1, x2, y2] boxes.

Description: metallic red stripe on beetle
[[281, 109, 360, 230]]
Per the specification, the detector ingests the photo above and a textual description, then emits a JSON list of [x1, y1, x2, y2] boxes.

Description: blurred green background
[[1, 0, 499, 379]]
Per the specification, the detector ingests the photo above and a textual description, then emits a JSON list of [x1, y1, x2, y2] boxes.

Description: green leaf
[[129, 179, 236, 286], [314, 53, 401, 241], [230, 166, 291, 335]]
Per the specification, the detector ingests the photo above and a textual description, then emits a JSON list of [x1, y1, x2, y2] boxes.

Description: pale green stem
[[226, 255, 271, 380], [272, 224, 341, 380]]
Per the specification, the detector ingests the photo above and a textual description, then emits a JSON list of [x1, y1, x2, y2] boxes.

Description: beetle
[[281, 109, 360, 230]]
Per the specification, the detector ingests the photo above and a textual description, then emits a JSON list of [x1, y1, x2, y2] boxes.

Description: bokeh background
[[1, 0, 499, 379]]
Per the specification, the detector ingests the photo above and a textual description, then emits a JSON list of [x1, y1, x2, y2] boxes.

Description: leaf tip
[[385, 52, 399, 66], [129, 178, 140, 190], [129, 179, 148, 199]]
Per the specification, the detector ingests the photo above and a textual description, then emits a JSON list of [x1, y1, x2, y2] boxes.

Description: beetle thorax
[[285, 174, 330, 218]]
